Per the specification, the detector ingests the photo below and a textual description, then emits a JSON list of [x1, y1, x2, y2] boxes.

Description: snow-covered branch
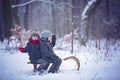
[[79, 0, 100, 45], [82, 0, 97, 20], [12, 0, 62, 10], [73, 16, 81, 19], [12, 0, 35, 8], [12, 0, 72, 11], [57, 3, 72, 8]]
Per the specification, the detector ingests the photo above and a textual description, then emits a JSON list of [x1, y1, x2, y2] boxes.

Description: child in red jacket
[[19, 33, 48, 73]]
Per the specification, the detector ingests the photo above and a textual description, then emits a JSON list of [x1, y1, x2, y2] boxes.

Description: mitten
[[18, 47, 24, 52]]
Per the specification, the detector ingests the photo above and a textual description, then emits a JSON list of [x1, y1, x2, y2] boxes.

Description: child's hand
[[18, 47, 24, 52]]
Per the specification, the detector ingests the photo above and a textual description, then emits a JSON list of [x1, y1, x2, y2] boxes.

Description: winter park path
[[0, 51, 120, 80]]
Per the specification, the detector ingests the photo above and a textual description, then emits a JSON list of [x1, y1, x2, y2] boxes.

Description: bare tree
[[2, 0, 13, 38], [0, 0, 4, 42], [79, 0, 101, 46]]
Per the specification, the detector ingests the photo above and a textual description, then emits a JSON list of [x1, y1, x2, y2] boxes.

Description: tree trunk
[[3, 0, 13, 38], [71, 0, 74, 53], [24, 4, 29, 30], [12, 0, 20, 25], [0, 0, 4, 41], [106, 0, 109, 21], [51, 0, 57, 35], [79, 0, 101, 46]]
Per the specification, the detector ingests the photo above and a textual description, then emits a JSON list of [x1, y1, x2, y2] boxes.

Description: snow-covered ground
[[0, 39, 120, 80], [0, 51, 81, 80]]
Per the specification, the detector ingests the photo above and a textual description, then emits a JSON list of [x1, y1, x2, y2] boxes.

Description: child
[[18, 32, 48, 72], [40, 30, 62, 73]]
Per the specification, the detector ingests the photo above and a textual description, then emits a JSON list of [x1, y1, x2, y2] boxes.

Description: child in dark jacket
[[18, 33, 48, 72], [40, 30, 62, 73]]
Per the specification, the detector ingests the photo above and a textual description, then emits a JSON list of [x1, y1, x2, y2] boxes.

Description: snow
[[0, 39, 120, 80], [0, 51, 81, 80]]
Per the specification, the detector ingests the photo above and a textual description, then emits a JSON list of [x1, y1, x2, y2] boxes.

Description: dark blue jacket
[[52, 35, 56, 47], [22, 39, 41, 63], [40, 39, 61, 63]]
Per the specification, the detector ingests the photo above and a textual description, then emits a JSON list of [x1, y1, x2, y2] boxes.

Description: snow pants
[[48, 59, 62, 73], [35, 58, 48, 71]]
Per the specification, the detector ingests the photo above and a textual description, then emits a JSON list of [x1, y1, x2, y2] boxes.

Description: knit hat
[[41, 30, 53, 39], [30, 32, 40, 39]]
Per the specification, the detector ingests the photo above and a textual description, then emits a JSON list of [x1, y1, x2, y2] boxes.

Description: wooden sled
[[27, 56, 80, 72], [63, 56, 80, 70], [27, 62, 38, 72]]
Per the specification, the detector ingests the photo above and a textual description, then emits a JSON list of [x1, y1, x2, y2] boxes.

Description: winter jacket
[[40, 39, 61, 63], [52, 35, 56, 47], [20, 39, 41, 63]]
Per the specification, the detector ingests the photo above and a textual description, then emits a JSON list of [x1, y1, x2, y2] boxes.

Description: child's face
[[48, 35, 52, 42], [32, 36, 38, 40]]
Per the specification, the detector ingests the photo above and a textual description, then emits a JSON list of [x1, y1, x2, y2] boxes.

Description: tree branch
[[82, 0, 97, 20], [12, 0, 62, 10]]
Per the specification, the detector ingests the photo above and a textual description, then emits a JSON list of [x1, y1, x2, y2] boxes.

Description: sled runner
[[63, 56, 80, 70], [27, 56, 80, 72]]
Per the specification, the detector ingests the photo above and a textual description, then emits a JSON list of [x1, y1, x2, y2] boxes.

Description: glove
[[18, 47, 24, 52]]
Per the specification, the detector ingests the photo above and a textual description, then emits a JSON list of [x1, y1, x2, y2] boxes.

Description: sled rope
[[63, 56, 80, 70]]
